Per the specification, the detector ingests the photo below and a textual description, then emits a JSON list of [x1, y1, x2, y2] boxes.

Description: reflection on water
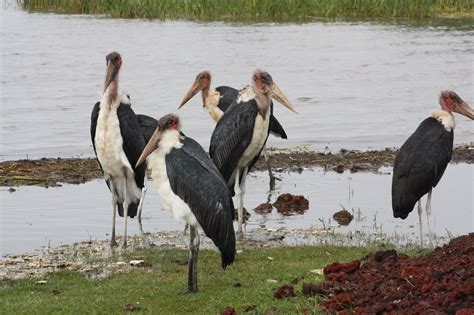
[[1, 164, 472, 256], [1, 7, 473, 161]]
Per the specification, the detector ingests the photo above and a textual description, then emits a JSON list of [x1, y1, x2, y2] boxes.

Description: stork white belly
[[238, 109, 270, 169], [146, 139, 199, 227], [94, 95, 141, 203]]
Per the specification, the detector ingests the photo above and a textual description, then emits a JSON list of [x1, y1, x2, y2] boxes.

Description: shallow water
[[1, 7, 473, 161], [1, 164, 472, 256]]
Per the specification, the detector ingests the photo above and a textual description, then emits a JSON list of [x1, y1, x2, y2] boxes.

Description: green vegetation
[[0, 245, 410, 314], [19, 0, 473, 22]]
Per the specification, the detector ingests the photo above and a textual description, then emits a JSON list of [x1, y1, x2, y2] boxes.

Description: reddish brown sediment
[[273, 193, 309, 215], [306, 233, 474, 313], [332, 209, 354, 226]]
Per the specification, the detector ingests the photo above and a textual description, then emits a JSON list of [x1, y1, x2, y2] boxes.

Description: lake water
[[0, 5, 473, 256], [1, 164, 473, 256], [1, 6, 473, 161]]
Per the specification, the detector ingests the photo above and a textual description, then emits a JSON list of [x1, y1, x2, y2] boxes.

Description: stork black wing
[[209, 100, 258, 185], [392, 117, 453, 219], [90, 101, 101, 156], [269, 102, 287, 139], [137, 114, 159, 143], [215, 86, 239, 112], [116, 103, 147, 192], [166, 137, 236, 268]]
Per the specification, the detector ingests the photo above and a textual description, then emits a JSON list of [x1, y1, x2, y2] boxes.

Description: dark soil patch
[[273, 193, 309, 215], [1, 145, 472, 187], [332, 209, 354, 226], [273, 284, 295, 299], [254, 203, 273, 214], [307, 233, 474, 313]]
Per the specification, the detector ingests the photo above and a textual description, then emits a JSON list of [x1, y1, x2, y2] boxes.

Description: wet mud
[[307, 233, 474, 313], [273, 193, 309, 215], [332, 209, 354, 226], [1, 144, 471, 187]]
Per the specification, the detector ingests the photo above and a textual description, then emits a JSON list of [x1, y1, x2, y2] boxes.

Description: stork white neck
[[237, 85, 271, 116], [430, 110, 455, 131], [203, 88, 223, 123], [101, 89, 130, 111], [156, 129, 183, 155]]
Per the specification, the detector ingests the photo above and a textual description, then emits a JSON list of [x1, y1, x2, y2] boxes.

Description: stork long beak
[[104, 61, 120, 93], [178, 81, 202, 109], [270, 83, 298, 114], [453, 101, 474, 120], [136, 129, 162, 167]]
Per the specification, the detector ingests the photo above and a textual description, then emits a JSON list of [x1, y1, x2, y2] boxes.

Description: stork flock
[[91, 51, 473, 293]]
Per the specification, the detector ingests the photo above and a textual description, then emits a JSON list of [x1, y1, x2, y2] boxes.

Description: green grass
[[0, 245, 411, 314], [18, 0, 474, 22]]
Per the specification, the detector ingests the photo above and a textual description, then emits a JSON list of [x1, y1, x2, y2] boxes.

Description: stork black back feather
[[166, 136, 236, 268], [209, 100, 261, 191], [215, 86, 239, 113], [392, 117, 453, 219]]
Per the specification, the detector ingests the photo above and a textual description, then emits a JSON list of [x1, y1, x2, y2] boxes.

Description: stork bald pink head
[[252, 69, 298, 114], [179, 71, 212, 109], [440, 91, 473, 119]]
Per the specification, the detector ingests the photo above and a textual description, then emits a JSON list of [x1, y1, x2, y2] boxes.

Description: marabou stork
[[135, 113, 235, 293], [178, 71, 288, 190], [91, 52, 158, 248], [209, 70, 297, 236], [392, 91, 473, 247]]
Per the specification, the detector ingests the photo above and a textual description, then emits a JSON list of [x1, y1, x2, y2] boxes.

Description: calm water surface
[[0, 6, 473, 256], [1, 7, 473, 160], [1, 164, 473, 256]]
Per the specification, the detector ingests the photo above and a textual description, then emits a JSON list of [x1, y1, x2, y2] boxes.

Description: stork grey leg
[[109, 181, 118, 248], [417, 200, 423, 249], [183, 223, 189, 236], [425, 189, 433, 247], [137, 186, 147, 222], [239, 167, 249, 237], [234, 171, 243, 238], [263, 148, 276, 191], [187, 225, 199, 293], [123, 180, 129, 249]]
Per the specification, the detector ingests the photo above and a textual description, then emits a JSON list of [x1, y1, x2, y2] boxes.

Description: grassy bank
[[0, 245, 404, 314], [19, 0, 473, 22]]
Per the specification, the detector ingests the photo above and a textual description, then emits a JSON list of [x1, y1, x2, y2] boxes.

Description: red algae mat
[[306, 233, 474, 314]]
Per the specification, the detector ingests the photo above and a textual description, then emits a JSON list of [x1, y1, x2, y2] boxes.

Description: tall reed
[[19, 0, 473, 21]]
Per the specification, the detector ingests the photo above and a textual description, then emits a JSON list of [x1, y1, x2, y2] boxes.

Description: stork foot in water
[[183, 223, 189, 236], [110, 184, 119, 247], [137, 186, 147, 222]]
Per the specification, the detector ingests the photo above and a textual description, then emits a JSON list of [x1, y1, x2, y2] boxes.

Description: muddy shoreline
[[0, 225, 437, 280], [1, 144, 472, 187]]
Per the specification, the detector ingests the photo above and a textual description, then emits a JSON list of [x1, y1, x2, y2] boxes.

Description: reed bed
[[19, 0, 473, 22]]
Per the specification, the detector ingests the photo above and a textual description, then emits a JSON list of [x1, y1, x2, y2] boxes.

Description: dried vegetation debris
[[0, 157, 101, 187], [1, 145, 472, 187]]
